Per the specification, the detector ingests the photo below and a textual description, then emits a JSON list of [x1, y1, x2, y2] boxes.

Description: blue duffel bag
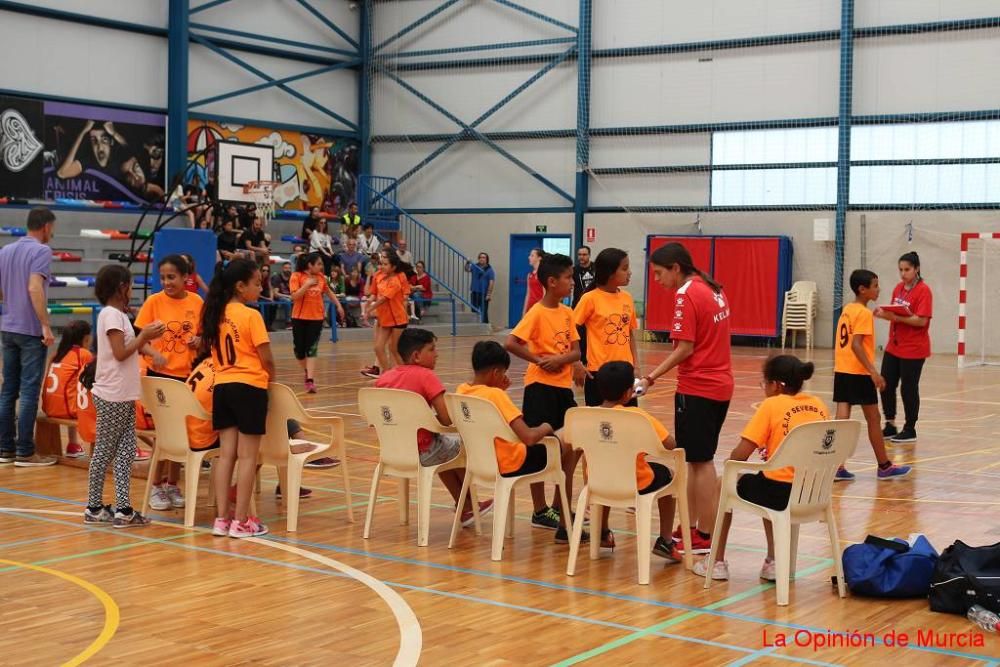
[[843, 534, 939, 598]]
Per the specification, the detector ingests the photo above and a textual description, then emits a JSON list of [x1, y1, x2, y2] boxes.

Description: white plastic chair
[[563, 407, 694, 584], [139, 376, 220, 527], [444, 393, 570, 561], [261, 383, 352, 532], [782, 282, 818, 351], [359, 387, 467, 547], [704, 420, 861, 606]]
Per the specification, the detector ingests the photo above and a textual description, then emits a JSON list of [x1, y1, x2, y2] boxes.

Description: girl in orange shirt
[[42, 320, 93, 457], [362, 248, 410, 378], [200, 258, 276, 538], [290, 252, 344, 393]]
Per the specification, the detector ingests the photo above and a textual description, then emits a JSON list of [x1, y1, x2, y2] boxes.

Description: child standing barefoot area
[[84, 265, 165, 527]]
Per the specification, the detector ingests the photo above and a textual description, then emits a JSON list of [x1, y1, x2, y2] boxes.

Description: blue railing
[[359, 174, 484, 322]]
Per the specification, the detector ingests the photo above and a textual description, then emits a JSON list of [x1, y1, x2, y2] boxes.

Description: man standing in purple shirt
[[0, 207, 57, 467]]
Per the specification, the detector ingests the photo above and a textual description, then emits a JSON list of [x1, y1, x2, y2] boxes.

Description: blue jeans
[[0, 332, 47, 457]]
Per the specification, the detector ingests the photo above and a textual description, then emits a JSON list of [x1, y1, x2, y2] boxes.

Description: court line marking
[[0, 556, 119, 667]]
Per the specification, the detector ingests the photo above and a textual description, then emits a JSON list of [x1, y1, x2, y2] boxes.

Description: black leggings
[[471, 292, 489, 324], [880, 352, 925, 429], [292, 319, 323, 360]]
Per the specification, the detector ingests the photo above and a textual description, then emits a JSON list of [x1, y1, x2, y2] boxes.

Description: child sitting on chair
[[375, 328, 492, 525], [693, 354, 828, 582], [593, 361, 679, 557]]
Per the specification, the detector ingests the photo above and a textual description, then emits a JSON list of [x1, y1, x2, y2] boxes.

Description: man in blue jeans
[[0, 207, 58, 467]]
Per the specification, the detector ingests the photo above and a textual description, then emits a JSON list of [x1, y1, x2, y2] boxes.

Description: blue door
[[508, 234, 573, 328]]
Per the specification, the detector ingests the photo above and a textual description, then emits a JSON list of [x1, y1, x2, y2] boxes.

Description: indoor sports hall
[[0, 1, 999, 665]]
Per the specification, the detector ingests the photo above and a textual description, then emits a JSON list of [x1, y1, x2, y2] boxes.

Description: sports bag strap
[[865, 535, 909, 553]]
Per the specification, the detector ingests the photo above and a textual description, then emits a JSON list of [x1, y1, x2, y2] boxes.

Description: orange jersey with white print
[[42, 346, 93, 419]]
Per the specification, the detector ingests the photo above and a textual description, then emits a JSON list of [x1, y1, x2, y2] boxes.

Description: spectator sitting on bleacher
[[301, 206, 323, 243], [396, 238, 414, 265], [242, 216, 271, 264], [358, 223, 381, 257], [337, 237, 367, 275], [272, 262, 293, 300], [338, 221, 359, 250], [216, 219, 241, 262]]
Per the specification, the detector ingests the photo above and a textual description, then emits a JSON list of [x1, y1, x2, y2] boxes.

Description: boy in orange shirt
[[833, 270, 911, 481], [506, 253, 581, 532], [466, 341, 583, 544]]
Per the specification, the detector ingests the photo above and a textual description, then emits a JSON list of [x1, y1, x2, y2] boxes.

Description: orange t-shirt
[[835, 302, 875, 376], [77, 385, 96, 444], [214, 302, 271, 389], [290, 271, 326, 321], [42, 346, 93, 419], [573, 289, 638, 371], [135, 290, 203, 378], [456, 383, 527, 475], [613, 405, 669, 490], [185, 357, 218, 450], [742, 393, 829, 483], [372, 270, 410, 327], [136, 399, 155, 431], [510, 303, 579, 389]]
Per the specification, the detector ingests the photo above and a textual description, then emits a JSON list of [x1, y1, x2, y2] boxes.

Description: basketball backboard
[[216, 141, 275, 203]]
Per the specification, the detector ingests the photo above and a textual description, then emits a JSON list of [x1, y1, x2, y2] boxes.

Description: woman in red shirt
[[521, 247, 545, 316], [639, 242, 733, 555], [409, 260, 433, 320], [875, 251, 932, 444]]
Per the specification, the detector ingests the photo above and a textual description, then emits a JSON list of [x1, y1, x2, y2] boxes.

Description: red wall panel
[[712, 238, 781, 336], [645, 237, 714, 331]]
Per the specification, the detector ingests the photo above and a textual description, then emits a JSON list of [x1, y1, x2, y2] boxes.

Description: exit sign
[[535, 225, 547, 232]]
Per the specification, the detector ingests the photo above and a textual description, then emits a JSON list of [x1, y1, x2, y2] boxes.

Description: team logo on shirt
[[822, 429, 835, 450], [600, 422, 613, 441], [603, 312, 631, 346], [553, 328, 572, 354], [713, 292, 727, 309], [380, 406, 393, 423], [162, 320, 196, 354], [675, 298, 684, 306]]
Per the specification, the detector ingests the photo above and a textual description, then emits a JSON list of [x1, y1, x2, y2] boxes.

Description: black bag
[[929, 540, 1000, 614]]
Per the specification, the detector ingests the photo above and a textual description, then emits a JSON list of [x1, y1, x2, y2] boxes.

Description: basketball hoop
[[242, 180, 279, 223]]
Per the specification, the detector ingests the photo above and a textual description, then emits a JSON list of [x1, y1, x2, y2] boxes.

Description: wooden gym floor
[[2, 336, 1000, 666]]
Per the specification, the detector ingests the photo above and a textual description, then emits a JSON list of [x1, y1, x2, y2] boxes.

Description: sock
[[117, 506, 134, 516], [878, 461, 892, 470], [87, 504, 104, 513]]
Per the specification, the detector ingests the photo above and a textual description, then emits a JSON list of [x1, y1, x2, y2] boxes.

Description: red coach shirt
[[671, 276, 734, 402], [886, 280, 932, 360]]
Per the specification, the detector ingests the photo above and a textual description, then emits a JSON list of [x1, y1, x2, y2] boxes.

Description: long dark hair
[[200, 258, 259, 362], [594, 248, 628, 286], [763, 354, 815, 394], [94, 265, 132, 305], [382, 247, 414, 279], [649, 242, 722, 293], [296, 251, 323, 273], [53, 320, 91, 363], [899, 251, 922, 280]]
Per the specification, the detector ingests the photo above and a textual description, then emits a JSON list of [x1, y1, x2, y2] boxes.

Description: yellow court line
[[0, 557, 120, 666], [835, 494, 1000, 506]]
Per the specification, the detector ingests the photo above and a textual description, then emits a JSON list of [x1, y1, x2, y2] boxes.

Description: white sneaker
[[759, 558, 776, 581], [693, 558, 730, 581], [165, 484, 185, 508], [148, 485, 170, 511]]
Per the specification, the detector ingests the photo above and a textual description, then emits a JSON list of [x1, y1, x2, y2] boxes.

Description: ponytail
[[649, 242, 722, 293], [763, 354, 815, 394], [52, 319, 91, 363], [200, 258, 258, 362]]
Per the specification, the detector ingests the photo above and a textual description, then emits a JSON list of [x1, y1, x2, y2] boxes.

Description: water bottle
[[967, 605, 1000, 632]]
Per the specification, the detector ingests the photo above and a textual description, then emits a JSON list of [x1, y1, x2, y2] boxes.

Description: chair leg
[[704, 496, 729, 590], [566, 487, 589, 576], [589, 503, 603, 561], [363, 462, 383, 539], [676, 488, 694, 572], [448, 473, 471, 548], [636, 499, 652, 585], [555, 474, 571, 538], [140, 451, 160, 516], [827, 507, 848, 598], [398, 478, 409, 525], [416, 469, 433, 547], [285, 464, 304, 532], [491, 482, 511, 562], [781, 327, 786, 350], [772, 518, 792, 606], [339, 439, 354, 523], [505, 488, 515, 538], [207, 461, 216, 508], [183, 455, 201, 527], [789, 523, 800, 577], [469, 485, 482, 535]]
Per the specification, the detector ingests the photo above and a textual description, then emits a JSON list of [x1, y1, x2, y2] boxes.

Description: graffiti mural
[[0, 96, 45, 199]]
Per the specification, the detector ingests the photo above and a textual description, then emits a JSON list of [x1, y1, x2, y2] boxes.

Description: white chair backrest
[[444, 393, 506, 481], [764, 420, 860, 516], [565, 407, 669, 504], [140, 376, 207, 459], [260, 383, 311, 461], [791, 280, 817, 296], [359, 387, 445, 469]]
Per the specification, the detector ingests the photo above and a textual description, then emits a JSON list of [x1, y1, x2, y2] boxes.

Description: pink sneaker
[[134, 447, 151, 461], [65, 442, 86, 458], [229, 515, 268, 538], [305, 379, 317, 394], [212, 517, 231, 536]]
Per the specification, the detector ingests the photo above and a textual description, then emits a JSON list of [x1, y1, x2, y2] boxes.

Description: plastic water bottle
[[967, 605, 1000, 632], [633, 378, 646, 396]]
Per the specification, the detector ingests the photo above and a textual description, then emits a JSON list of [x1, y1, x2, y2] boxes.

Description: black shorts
[[737, 471, 792, 511], [501, 443, 548, 478], [522, 382, 576, 431], [638, 461, 672, 495], [833, 372, 878, 406], [389, 323, 408, 330], [292, 318, 323, 359], [583, 374, 638, 408], [675, 393, 730, 463], [213, 382, 268, 435]]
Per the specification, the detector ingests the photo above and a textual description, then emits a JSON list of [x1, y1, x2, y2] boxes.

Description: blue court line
[[0, 529, 90, 550], [2, 486, 998, 663], [726, 647, 778, 666]]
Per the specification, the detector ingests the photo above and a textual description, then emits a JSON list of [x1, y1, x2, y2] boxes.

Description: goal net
[[959, 233, 1000, 368]]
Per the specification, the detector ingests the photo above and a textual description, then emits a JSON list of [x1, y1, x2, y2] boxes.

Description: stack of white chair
[[781, 281, 818, 351]]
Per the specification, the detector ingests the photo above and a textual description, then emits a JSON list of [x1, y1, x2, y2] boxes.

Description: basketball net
[[242, 180, 278, 224]]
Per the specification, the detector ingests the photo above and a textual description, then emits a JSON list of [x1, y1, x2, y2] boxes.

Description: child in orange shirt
[[135, 254, 203, 512], [506, 253, 581, 533], [200, 258, 276, 538], [573, 248, 640, 406], [459, 340, 582, 544], [693, 355, 829, 581], [42, 320, 93, 457], [290, 252, 345, 393], [363, 248, 411, 378]]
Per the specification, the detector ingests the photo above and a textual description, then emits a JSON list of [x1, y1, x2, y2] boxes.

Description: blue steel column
[[833, 0, 854, 326], [167, 0, 190, 181], [358, 0, 373, 218], [574, 0, 592, 247]]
